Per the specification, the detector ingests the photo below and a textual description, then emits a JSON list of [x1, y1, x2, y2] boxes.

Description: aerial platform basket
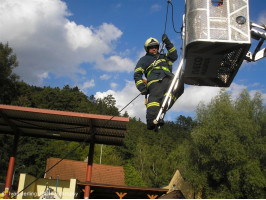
[[183, 0, 251, 87]]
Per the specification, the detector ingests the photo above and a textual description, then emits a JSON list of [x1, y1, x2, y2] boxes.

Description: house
[[44, 158, 125, 186], [17, 158, 169, 199]]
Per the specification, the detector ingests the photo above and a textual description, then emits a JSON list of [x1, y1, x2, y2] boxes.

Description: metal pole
[[100, 144, 103, 164], [11, 165, 25, 187], [4, 133, 20, 199], [56, 175, 59, 193]]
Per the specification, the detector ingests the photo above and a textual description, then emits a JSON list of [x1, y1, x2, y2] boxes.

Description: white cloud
[[172, 82, 266, 113], [95, 90, 115, 100], [100, 74, 111, 80], [94, 82, 220, 122], [65, 21, 94, 51], [171, 85, 221, 113], [95, 81, 266, 122], [94, 55, 135, 72], [78, 79, 95, 94], [95, 81, 145, 120], [110, 82, 118, 89], [94, 23, 122, 44], [226, 83, 247, 100], [81, 79, 95, 89], [0, 0, 134, 86], [38, 72, 49, 80]]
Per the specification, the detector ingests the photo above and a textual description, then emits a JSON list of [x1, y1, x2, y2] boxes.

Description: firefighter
[[134, 34, 184, 130]]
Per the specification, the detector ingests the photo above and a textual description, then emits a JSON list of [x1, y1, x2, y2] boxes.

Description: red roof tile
[[44, 158, 125, 186]]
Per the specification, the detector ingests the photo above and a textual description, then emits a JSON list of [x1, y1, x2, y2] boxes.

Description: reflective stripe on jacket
[[134, 41, 177, 93]]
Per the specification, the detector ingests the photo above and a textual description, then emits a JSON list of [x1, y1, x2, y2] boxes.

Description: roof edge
[[0, 104, 129, 122]]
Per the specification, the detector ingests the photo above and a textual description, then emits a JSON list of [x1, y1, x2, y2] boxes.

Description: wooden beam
[[82, 189, 94, 193], [116, 192, 127, 199], [147, 194, 158, 199]]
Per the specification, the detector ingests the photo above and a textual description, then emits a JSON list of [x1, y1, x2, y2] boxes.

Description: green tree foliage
[[95, 95, 120, 116], [0, 43, 20, 183], [1, 43, 265, 199], [116, 116, 194, 188], [123, 163, 147, 187], [0, 43, 19, 104], [0, 135, 13, 182], [185, 89, 266, 198]]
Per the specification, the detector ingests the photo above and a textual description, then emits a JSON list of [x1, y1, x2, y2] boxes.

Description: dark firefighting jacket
[[134, 40, 178, 94]]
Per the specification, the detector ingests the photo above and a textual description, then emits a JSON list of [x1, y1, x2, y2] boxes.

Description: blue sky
[[0, 0, 265, 122]]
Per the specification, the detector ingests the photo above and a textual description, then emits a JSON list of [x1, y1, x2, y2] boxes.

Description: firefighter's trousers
[[146, 76, 184, 130]]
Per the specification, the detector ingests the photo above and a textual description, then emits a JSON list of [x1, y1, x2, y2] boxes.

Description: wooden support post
[[147, 194, 158, 199], [84, 142, 95, 199], [116, 192, 127, 199], [82, 189, 94, 194], [4, 133, 20, 199], [84, 120, 94, 199]]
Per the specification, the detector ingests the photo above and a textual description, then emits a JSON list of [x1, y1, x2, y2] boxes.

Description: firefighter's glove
[[162, 34, 170, 44], [141, 88, 148, 95]]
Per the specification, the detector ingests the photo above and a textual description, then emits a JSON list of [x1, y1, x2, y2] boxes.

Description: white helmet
[[144, 37, 159, 52]]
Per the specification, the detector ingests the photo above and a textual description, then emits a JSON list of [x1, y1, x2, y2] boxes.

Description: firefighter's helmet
[[144, 37, 159, 52]]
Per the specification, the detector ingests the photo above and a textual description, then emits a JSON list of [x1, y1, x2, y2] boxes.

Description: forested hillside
[[1, 43, 265, 198]]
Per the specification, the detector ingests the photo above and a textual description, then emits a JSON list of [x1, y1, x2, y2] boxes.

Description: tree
[[0, 43, 21, 183], [122, 111, 129, 118], [186, 89, 266, 198], [0, 42, 20, 104], [124, 163, 147, 187], [95, 95, 120, 116], [176, 115, 194, 130]]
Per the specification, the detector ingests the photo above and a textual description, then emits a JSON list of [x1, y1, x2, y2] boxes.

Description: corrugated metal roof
[[0, 104, 129, 145]]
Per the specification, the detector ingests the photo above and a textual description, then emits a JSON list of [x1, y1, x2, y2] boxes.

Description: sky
[[0, 0, 265, 123]]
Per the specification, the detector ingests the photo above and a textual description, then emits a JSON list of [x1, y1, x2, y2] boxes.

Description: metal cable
[[169, 1, 182, 34]]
